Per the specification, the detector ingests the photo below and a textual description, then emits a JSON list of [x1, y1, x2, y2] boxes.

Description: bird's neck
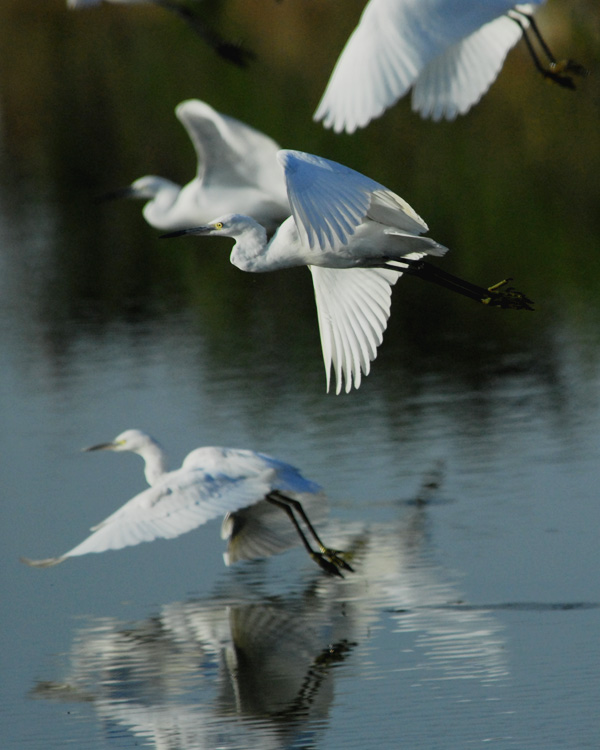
[[230, 221, 269, 272], [231, 217, 298, 272], [142, 181, 180, 226], [138, 442, 169, 486]]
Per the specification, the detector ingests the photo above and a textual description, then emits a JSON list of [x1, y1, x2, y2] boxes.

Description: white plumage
[[103, 100, 289, 233], [20, 429, 345, 573], [163, 149, 531, 394], [314, 0, 583, 132]]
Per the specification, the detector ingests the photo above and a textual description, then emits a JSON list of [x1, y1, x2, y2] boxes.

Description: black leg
[[373, 258, 534, 310], [523, 13, 558, 65], [153, 0, 255, 68], [510, 10, 588, 89], [272, 491, 354, 573], [266, 491, 353, 576]]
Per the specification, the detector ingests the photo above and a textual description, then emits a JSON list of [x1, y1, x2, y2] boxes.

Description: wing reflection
[[33, 597, 351, 749], [351, 509, 509, 685], [30, 495, 509, 748]]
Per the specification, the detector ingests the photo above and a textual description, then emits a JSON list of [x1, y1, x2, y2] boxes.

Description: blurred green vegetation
[[0, 0, 599, 387]]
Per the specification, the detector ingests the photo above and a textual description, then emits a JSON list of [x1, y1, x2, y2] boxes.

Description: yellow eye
[[214, 222, 223, 230]]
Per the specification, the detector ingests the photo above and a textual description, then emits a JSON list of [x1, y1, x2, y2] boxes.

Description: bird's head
[[97, 175, 176, 203], [160, 214, 260, 240], [130, 175, 179, 199], [83, 429, 156, 455]]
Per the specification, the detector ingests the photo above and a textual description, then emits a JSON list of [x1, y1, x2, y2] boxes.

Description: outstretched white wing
[[309, 265, 402, 394], [176, 99, 286, 198], [21, 466, 275, 567], [314, 0, 537, 132], [22, 447, 323, 568], [412, 13, 527, 120], [279, 150, 428, 252], [221, 491, 327, 564]]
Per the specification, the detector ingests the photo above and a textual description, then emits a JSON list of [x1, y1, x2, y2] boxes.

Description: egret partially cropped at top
[[162, 149, 533, 394], [101, 99, 289, 234], [21, 429, 352, 577], [67, 0, 254, 67], [315, 0, 587, 132]]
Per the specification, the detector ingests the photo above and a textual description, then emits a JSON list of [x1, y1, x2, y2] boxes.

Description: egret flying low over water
[[21, 429, 351, 577], [67, 0, 254, 67], [101, 100, 289, 233], [315, 0, 587, 132], [162, 149, 533, 394]]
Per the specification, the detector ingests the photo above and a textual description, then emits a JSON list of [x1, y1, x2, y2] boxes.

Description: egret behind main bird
[[162, 149, 533, 394], [314, 0, 587, 132], [21, 429, 351, 577], [101, 99, 290, 233]]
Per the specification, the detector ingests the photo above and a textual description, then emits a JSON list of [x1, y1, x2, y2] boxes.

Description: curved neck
[[142, 181, 181, 227], [137, 442, 169, 486], [231, 218, 299, 272]]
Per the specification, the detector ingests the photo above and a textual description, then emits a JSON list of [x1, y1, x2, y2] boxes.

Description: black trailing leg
[[373, 257, 534, 310], [510, 9, 588, 89], [153, 0, 255, 68], [266, 491, 353, 577]]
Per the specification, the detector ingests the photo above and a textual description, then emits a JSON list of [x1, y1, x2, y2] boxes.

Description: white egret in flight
[[67, 0, 254, 67], [162, 149, 533, 394], [21, 429, 351, 577], [314, 0, 587, 132], [101, 100, 289, 233]]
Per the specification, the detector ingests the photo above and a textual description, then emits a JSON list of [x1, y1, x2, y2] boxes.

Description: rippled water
[[2, 2, 600, 748]]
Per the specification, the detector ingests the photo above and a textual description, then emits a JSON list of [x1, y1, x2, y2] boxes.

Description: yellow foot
[[323, 547, 354, 573], [481, 279, 535, 311], [544, 69, 576, 89], [543, 59, 588, 90], [312, 548, 354, 577], [551, 59, 589, 78]]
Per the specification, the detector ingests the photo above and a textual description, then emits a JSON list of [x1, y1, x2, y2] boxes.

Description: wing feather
[[222, 491, 327, 564], [279, 150, 428, 253], [314, 0, 540, 132], [412, 14, 526, 120], [176, 99, 286, 197], [21, 447, 323, 568], [64, 471, 273, 558], [310, 265, 401, 394]]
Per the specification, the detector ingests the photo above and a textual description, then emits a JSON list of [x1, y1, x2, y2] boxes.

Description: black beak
[[82, 441, 116, 453], [160, 226, 210, 239], [95, 186, 137, 204]]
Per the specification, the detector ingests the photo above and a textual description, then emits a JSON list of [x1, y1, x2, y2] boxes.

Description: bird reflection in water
[[31, 598, 357, 749]]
